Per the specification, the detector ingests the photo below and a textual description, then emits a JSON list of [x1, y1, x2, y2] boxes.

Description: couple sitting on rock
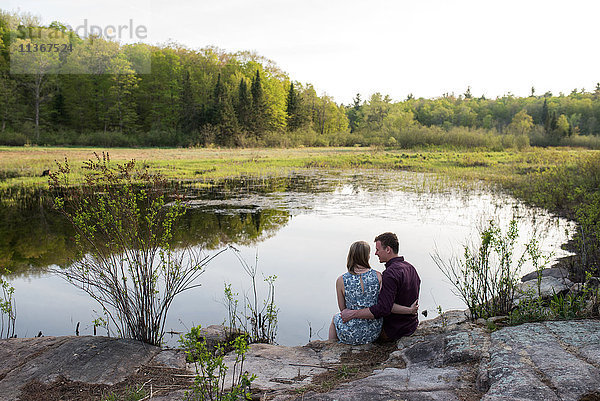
[[329, 232, 421, 345]]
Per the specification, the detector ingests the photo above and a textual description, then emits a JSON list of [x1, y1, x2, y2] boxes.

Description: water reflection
[[1, 171, 575, 345], [0, 188, 76, 275]]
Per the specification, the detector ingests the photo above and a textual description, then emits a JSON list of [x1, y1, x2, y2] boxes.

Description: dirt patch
[[18, 365, 193, 401], [580, 392, 600, 401], [296, 342, 400, 395]]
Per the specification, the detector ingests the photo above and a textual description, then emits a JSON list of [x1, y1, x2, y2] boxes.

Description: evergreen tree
[[236, 77, 251, 130], [50, 84, 68, 127], [211, 73, 238, 145], [542, 98, 549, 132], [549, 111, 558, 131], [286, 82, 305, 130], [347, 93, 363, 133], [179, 69, 199, 134], [464, 86, 472, 99], [0, 71, 17, 132], [250, 69, 268, 136]]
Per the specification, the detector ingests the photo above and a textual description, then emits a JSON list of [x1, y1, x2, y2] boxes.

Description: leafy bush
[[0, 132, 28, 146], [49, 153, 226, 345], [513, 152, 600, 281], [179, 325, 255, 401], [510, 272, 600, 324], [75, 131, 138, 147], [434, 219, 543, 320]]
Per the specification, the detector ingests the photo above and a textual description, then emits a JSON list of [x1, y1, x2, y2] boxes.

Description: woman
[[329, 240, 419, 345], [329, 241, 383, 345]]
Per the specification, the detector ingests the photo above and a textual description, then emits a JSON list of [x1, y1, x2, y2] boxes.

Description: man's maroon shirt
[[369, 256, 421, 339]]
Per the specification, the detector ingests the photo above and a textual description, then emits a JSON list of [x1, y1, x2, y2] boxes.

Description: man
[[341, 232, 421, 341]]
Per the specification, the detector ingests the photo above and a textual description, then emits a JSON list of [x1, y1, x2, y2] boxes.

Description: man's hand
[[409, 299, 419, 315], [341, 308, 355, 323]]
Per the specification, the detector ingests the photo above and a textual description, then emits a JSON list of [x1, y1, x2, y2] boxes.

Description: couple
[[328, 232, 421, 345]]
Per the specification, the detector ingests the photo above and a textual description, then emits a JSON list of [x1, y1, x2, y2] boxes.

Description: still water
[[4, 171, 573, 345]]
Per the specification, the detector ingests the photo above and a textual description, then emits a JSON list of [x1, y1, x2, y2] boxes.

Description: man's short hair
[[374, 232, 399, 254]]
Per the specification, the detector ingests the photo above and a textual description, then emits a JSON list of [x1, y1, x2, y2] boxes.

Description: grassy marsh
[[2, 146, 599, 278], [0, 146, 594, 190]]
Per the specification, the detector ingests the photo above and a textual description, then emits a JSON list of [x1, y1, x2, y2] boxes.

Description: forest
[[2, 9, 600, 149]]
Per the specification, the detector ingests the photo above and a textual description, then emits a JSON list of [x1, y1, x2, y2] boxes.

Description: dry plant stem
[[231, 249, 278, 344]]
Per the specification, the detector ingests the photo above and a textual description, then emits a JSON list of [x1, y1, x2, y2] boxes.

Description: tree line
[[0, 10, 347, 147], [1, 9, 600, 149]]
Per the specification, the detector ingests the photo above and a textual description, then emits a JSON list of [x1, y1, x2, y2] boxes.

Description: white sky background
[[6, 0, 600, 104]]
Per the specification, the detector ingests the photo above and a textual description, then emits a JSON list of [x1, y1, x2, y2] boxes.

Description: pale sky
[[6, 0, 600, 104]]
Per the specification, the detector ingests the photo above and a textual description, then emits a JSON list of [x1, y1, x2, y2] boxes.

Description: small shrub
[[179, 325, 255, 401], [434, 219, 544, 320], [509, 272, 600, 324], [0, 270, 16, 338], [509, 292, 549, 325], [50, 153, 227, 345]]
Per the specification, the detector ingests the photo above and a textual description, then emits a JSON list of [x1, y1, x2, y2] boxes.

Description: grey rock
[[543, 320, 600, 366], [3, 317, 600, 401], [197, 324, 244, 350], [151, 348, 187, 369], [521, 267, 570, 282], [569, 282, 584, 295], [402, 333, 445, 365], [443, 327, 488, 364], [221, 342, 338, 393], [483, 321, 600, 401], [487, 315, 509, 324], [515, 276, 573, 303], [299, 365, 464, 401], [416, 310, 470, 334], [476, 358, 491, 392], [0, 336, 161, 401], [263, 318, 600, 401]]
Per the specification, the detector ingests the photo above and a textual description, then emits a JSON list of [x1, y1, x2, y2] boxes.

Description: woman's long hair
[[347, 241, 371, 274]]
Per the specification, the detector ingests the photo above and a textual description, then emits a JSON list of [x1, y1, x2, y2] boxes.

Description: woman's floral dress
[[333, 269, 383, 345]]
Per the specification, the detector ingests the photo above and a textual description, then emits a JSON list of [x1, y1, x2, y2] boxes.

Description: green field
[[0, 146, 594, 191]]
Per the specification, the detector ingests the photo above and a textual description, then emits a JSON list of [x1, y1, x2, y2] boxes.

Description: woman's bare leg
[[328, 317, 338, 341]]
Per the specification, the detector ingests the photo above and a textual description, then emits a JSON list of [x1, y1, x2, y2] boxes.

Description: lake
[[2, 170, 573, 345]]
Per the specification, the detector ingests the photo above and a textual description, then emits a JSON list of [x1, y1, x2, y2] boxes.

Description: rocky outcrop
[[483, 320, 600, 401], [224, 315, 600, 400], [0, 336, 187, 401], [2, 317, 600, 400]]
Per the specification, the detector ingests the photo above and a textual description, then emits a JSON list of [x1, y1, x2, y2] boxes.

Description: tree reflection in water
[[0, 173, 340, 277]]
